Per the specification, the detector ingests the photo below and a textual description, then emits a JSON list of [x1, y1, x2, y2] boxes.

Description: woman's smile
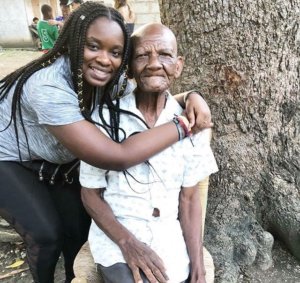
[[89, 66, 111, 81]]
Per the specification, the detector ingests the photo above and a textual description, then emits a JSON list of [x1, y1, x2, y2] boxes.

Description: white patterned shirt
[[80, 92, 218, 283]]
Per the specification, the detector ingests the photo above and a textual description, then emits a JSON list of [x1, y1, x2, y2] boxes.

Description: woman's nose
[[95, 51, 110, 66]]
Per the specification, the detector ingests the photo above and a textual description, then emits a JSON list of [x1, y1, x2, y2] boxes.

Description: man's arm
[[81, 188, 169, 283], [179, 185, 206, 283], [173, 91, 213, 134]]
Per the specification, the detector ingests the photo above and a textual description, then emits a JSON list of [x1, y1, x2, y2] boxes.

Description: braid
[[100, 13, 131, 142]]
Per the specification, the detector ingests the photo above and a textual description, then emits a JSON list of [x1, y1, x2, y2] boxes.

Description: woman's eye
[[87, 43, 98, 51], [112, 50, 122, 57]]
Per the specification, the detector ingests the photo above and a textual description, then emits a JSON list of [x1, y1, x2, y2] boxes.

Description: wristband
[[177, 115, 192, 137], [173, 116, 185, 140], [173, 115, 192, 139], [183, 90, 203, 104]]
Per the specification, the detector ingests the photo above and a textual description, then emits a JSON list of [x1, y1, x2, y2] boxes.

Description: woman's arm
[[47, 91, 211, 171], [81, 188, 169, 283], [47, 120, 178, 171], [179, 185, 206, 283], [173, 91, 213, 134]]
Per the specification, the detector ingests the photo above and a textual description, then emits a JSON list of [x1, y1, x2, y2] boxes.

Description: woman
[[0, 2, 210, 283], [114, 0, 136, 35]]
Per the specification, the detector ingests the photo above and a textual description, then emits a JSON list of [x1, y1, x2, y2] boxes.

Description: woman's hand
[[184, 92, 213, 134]]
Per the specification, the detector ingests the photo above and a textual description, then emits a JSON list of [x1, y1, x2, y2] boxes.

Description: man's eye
[[136, 54, 147, 59], [161, 53, 172, 57]]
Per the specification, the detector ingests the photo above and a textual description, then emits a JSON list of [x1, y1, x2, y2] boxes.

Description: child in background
[[37, 4, 59, 53], [29, 17, 41, 50]]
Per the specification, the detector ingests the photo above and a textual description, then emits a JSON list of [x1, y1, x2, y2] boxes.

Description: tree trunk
[[159, 0, 300, 282]]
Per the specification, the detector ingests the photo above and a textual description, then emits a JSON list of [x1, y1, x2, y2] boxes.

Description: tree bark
[[159, 0, 300, 282]]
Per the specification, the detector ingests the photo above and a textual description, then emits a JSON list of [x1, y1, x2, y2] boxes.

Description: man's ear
[[174, 56, 184, 79]]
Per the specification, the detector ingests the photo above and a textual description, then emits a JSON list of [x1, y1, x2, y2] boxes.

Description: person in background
[[29, 17, 41, 50], [0, 2, 212, 283], [49, 0, 71, 29], [80, 23, 218, 283], [67, 0, 83, 11], [114, 0, 136, 35], [31, 17, 39, 29], [37, 4, 59, 53]]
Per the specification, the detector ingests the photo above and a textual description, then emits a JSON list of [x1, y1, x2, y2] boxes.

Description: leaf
[[5, 260, 24, 269]]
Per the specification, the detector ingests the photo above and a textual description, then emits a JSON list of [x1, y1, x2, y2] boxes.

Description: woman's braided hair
[[0, 1, 130, 160]]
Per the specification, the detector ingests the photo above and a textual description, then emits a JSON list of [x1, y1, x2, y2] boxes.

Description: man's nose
[[147, 54, 162, 69]]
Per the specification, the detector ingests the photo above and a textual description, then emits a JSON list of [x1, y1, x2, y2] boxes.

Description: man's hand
[[119, 237, 169, 283], [185, 92, 213, 134]]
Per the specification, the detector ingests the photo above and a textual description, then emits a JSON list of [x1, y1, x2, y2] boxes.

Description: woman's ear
[[174, 56, 184, 79]]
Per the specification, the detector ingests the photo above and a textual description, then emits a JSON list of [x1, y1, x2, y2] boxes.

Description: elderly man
[[80, 23, 218, 283]]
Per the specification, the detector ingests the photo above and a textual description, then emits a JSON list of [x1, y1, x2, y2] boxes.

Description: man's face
[[83, 17, 124, 87], [130, 27, 183, 94]]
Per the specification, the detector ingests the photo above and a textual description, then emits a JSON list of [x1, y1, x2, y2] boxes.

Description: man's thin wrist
[[183, 90, 203, 103]]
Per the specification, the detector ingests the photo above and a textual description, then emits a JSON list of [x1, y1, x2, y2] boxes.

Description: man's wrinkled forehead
[[136, 36, 176, 51], [131, 24, 178, 54]]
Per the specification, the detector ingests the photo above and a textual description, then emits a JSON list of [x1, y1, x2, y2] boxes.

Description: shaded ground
[[0, 49, 300, 283], [237, 240, 300, 283]]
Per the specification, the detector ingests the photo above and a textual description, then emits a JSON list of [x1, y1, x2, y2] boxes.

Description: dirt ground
[[0, 49, 300, 283], [0, 49, 42, 79]]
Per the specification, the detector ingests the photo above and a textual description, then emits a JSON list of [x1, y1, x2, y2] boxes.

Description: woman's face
[[83, 17, 124, 87]]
